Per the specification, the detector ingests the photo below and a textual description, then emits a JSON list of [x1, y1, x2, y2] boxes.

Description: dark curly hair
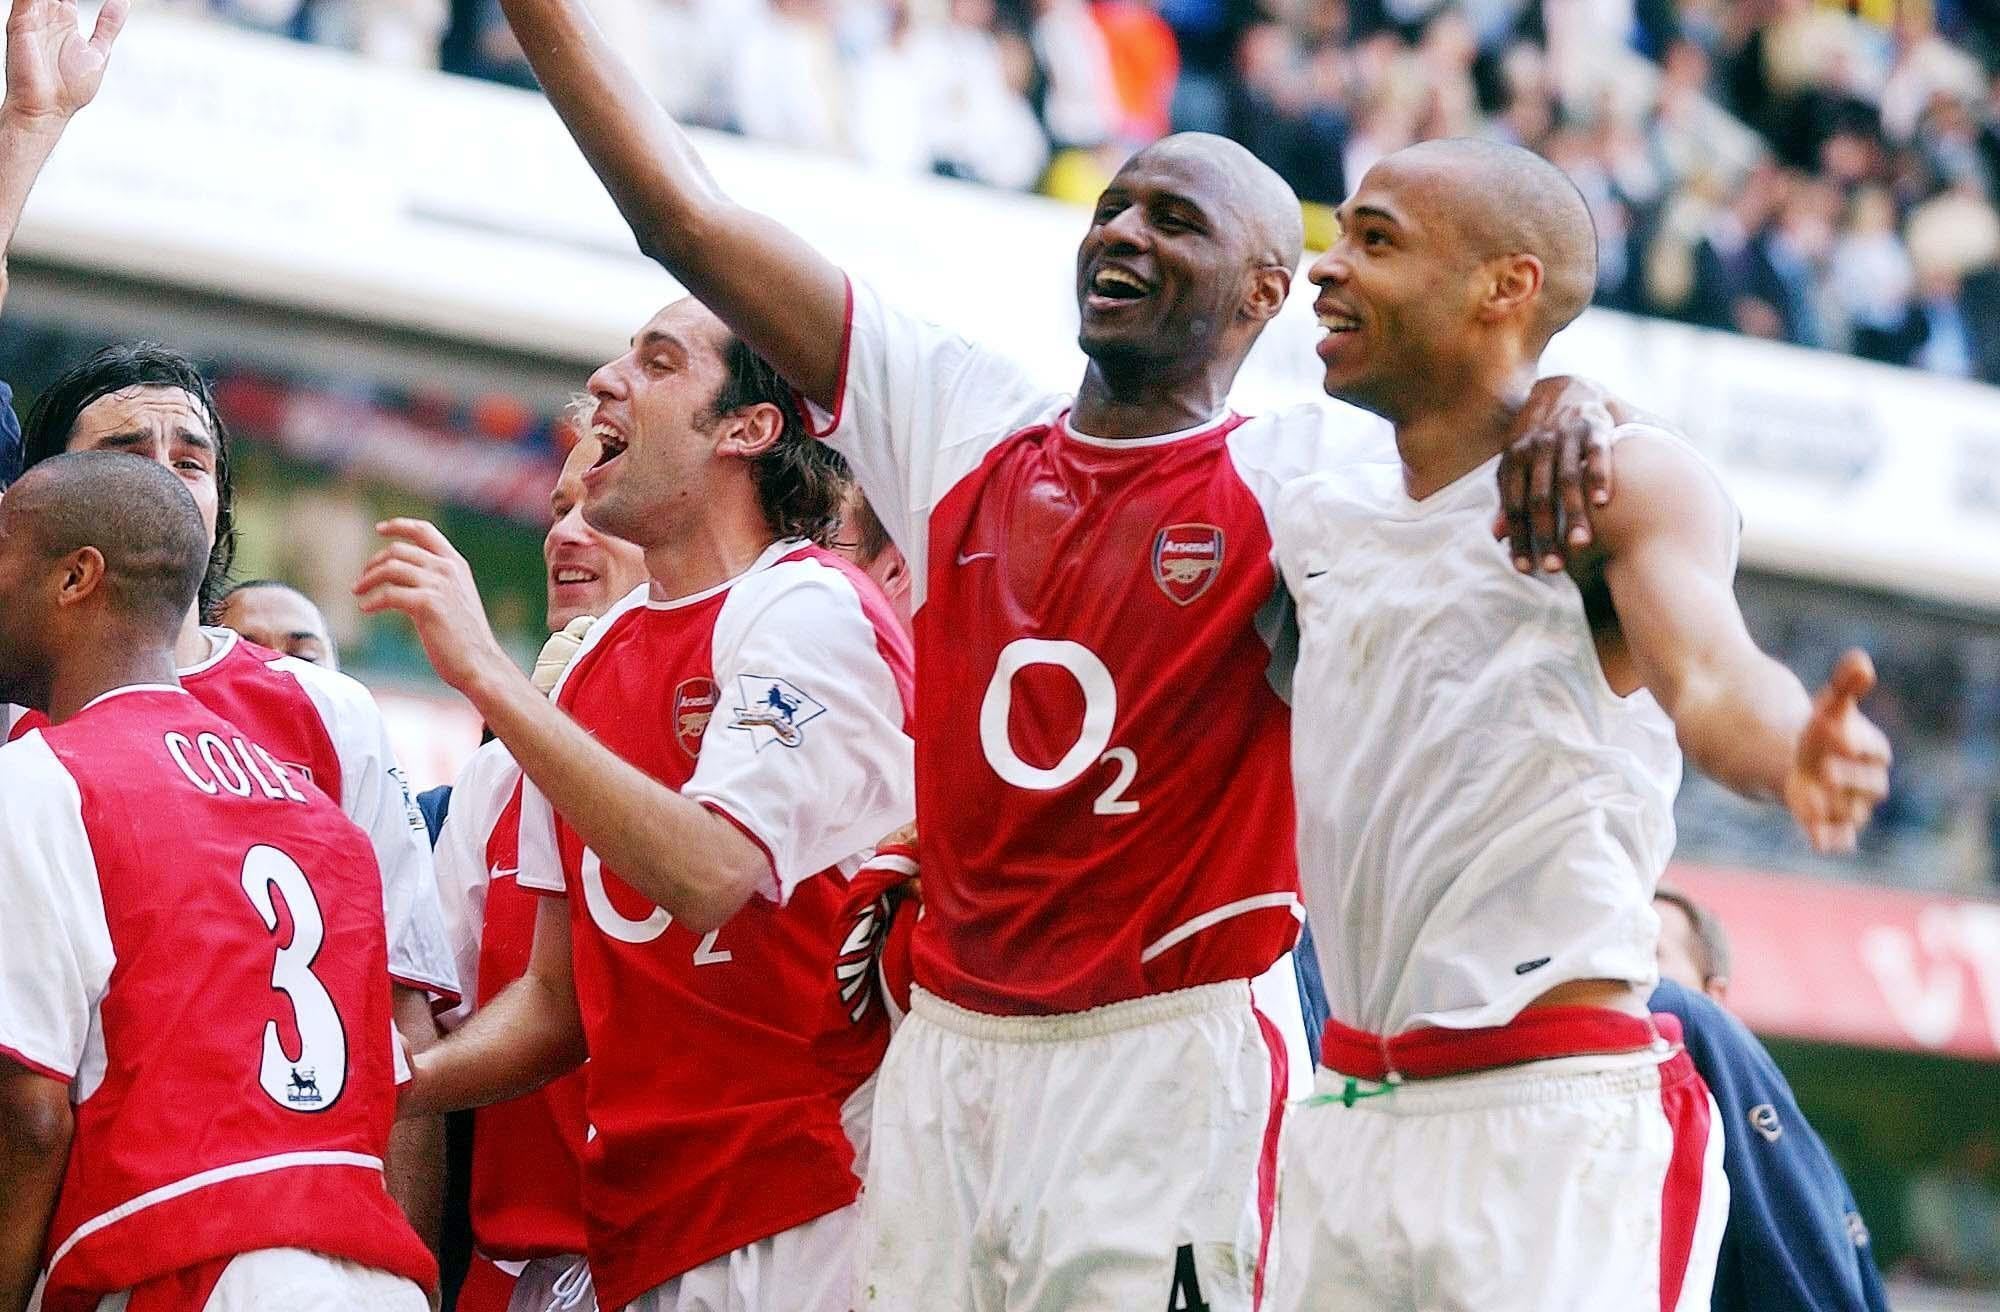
[[23, 343, 235, 616], [707, 333, 849, 547]]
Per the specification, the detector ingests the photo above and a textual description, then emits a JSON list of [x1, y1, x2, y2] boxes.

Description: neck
[[643, 505, 782, 603], [1394, 361, 1538, 500], [45, 631, 181, 725], [1069, 355, 1233, 439], [174, 606, 210, 668]]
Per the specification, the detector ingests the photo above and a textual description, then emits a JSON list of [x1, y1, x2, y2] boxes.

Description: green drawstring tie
[[1303, 1074, 1401, 1108]]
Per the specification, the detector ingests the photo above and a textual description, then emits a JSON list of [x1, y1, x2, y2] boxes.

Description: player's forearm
[[0, 1082, 70, 1311], [406, 969, 585, 1115], [496, 0, 847, 406], [469, 663, 766, 933], [1669, 656, 1811, 803], [0, 114, 66, 312], [385, 989, 445, 1262]]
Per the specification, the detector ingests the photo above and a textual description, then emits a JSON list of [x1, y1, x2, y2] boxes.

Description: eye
[[175, 457, 210, 474], [1093, 200, 1126, 225], [1362, 227, 1392, 248]]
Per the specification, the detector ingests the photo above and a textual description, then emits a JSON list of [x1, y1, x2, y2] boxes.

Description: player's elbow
[[0, 1076, 73, 1164], [673, 849, 766, 936]]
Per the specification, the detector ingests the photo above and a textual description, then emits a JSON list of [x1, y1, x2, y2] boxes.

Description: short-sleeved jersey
[[432, 738, 588, 1261], [514, 541, 915, 1310], [10, 629, 459, 1003], [1275, 437, 1723, 1037], [0, 686, 436, 1310], [810, 277, 1389, 1016]]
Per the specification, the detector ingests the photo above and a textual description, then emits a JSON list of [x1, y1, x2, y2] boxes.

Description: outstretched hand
[[1784, 649, 1892, 854], [1492, 375, 1616, 574], [3, 0, 127, 126], [355, 518, 514, 698]]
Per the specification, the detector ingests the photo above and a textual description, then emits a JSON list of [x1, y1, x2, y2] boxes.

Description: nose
[[585, 355, 627, 403], [1308, 246, 1350, 288], [547, 504, 591, 551], [1098, 204, 1153, 252]]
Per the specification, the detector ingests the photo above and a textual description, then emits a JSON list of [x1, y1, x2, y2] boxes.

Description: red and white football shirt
[[0, 686, 436, 1310], [432, 738, 588, 1261], [809, 277, 1389, 1015], [514, 541, 915, 1310], [10, 629, 459, 1003]]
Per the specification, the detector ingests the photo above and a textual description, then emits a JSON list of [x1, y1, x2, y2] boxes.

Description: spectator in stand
[[1651, 887, 1893, 1312]]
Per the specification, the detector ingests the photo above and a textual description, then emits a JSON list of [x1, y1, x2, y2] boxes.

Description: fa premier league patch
[[728, 674, 826, 750]]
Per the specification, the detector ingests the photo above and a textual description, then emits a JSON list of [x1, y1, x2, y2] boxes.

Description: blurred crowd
[[164, 0, 2000, 381]]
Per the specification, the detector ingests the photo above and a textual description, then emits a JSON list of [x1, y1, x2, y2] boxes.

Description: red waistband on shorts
[[1321, 1007, 1661, 1082]]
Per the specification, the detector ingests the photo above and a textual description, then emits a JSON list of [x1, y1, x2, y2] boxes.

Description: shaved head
[[1124, 133, 1306, 271], [1, 451, 209, 633], [1385, 138, 1597, 347]]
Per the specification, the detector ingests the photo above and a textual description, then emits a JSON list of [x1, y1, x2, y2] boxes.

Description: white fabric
[[90, 1247, 428, 1312], [431, 738, 525, 1031], [0, 731, 114, 1086], [257, 636, 458, 1000], [1274, 435, 1718, 1035], [861, 981, 1289, 1311], [518, 543, 914, 904], [504, 1254, 596, 1312], [620, 1205, 858, 1312], [1272, 1047, 1729, 1312]]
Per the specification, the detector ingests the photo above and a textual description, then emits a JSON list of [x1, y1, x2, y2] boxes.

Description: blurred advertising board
[[1672, 862, 2000, 1062]]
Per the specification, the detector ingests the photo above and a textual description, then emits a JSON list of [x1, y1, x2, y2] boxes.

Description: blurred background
[[1, 0, 1996, 1302]]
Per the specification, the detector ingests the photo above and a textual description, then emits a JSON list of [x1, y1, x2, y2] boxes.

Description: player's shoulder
[[1594, 425, 1736, 544], [211, 627, 386, 725], [717, 543, 907, 666], [0, 725, 84, 834], [447, 738, 523, 823]]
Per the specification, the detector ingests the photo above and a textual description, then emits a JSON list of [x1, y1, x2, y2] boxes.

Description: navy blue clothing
[[416, 783, 453, 848], [1651, 979, 1890, 1312], [1293, 920, 1331, 1067], [0, 379, 20, 487]]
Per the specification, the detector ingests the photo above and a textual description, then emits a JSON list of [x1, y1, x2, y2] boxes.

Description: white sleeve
[[280, 658, 461, 1003], [808, 277, 1060, 589], [685, 561, 915, 903], [430, 741, 523, 1031], [0, 733, 115, 1083]]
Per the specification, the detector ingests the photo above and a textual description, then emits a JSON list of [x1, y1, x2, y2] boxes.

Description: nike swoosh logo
[[1304, 569, 1327, 579], [490, 866, 520, 881], [957, 551, 996, 565]]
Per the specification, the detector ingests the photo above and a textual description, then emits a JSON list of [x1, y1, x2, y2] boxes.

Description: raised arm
[[0, 0, 126, 312], [1590, 431, 1890, 853], [498, 0, 845, 406]]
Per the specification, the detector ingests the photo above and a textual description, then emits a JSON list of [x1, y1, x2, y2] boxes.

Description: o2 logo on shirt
[[1152, 524, 1224, 605], [728, 675, 826, 751], [673, 677, 720, 759]]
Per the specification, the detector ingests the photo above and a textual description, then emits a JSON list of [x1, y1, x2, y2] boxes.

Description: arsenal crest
[[672, 677, 720, 758], [1152, 524, 1224, 605]]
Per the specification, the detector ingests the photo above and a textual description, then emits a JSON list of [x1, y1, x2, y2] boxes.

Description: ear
[[876, 544, 911, 603], [712, 403, 787, 461], [1479, 253, 1544, 324], [54, 547, 106, 610], [1242, 263, 1292, 325]]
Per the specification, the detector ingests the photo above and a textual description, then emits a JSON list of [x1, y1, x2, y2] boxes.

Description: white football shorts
[[1272, 1044, 1729, 1312], [860, 973, 1297, 1312], [91, 1248, 427, 1312], [621, 1204, 858, 1312]]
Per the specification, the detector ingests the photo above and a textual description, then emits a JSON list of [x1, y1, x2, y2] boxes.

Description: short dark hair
[[8, 451, 210, 634], [1654, 885, 1733, 986], [22, 344, 235, 615], [708, 334, 848, 547], [847, 489, 894, 565]]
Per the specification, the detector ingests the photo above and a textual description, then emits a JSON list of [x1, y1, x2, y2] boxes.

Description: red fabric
[[909, 413, 1308, 1016], [454, 1257, 521, 1312], [546, 547, 907, 1310], [469, 781, 590, 1261], [1249, 1003, 1288, 1312], [34, 691, 434, 1309], [1092, 0, 1179, 139], [1320, 1007, 1660, 1081], [813, 845, 918, 1080], [1654, 1045, 1713, 1310], [120, 1257, 228, 1312]]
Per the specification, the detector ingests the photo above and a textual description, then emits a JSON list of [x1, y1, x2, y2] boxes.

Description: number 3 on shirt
[[979, 639, 1139, 815], [241, 845, 347, 1112]]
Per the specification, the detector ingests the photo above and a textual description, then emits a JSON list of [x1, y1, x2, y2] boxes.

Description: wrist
[[0, 107, 69, 143]]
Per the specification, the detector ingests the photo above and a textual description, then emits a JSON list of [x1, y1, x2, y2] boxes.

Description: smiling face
[[1307, 159, 1480, 421], [579, 300, 737, 548], [1074, 141, 1293, 379], [545, 435, 650, 630], [62, 386, 221, 552]]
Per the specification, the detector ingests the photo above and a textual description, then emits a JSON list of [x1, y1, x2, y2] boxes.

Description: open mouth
[[1316, 308, 1362, 335], [1084, 266, 1152, 311], [589, 423, 629, 470], [551, 566, 602, 589]]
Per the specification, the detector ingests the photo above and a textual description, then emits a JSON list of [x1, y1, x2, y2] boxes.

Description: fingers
[[375, 518, 458, 558], [1527, 436, 1560, 572], [1583, 424, 1614, 509], [88, 0, 127, 52], [1558, 424, 1589, 550], [1828, 648, 1877, 705], [1500, 453, 1533, 572]]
